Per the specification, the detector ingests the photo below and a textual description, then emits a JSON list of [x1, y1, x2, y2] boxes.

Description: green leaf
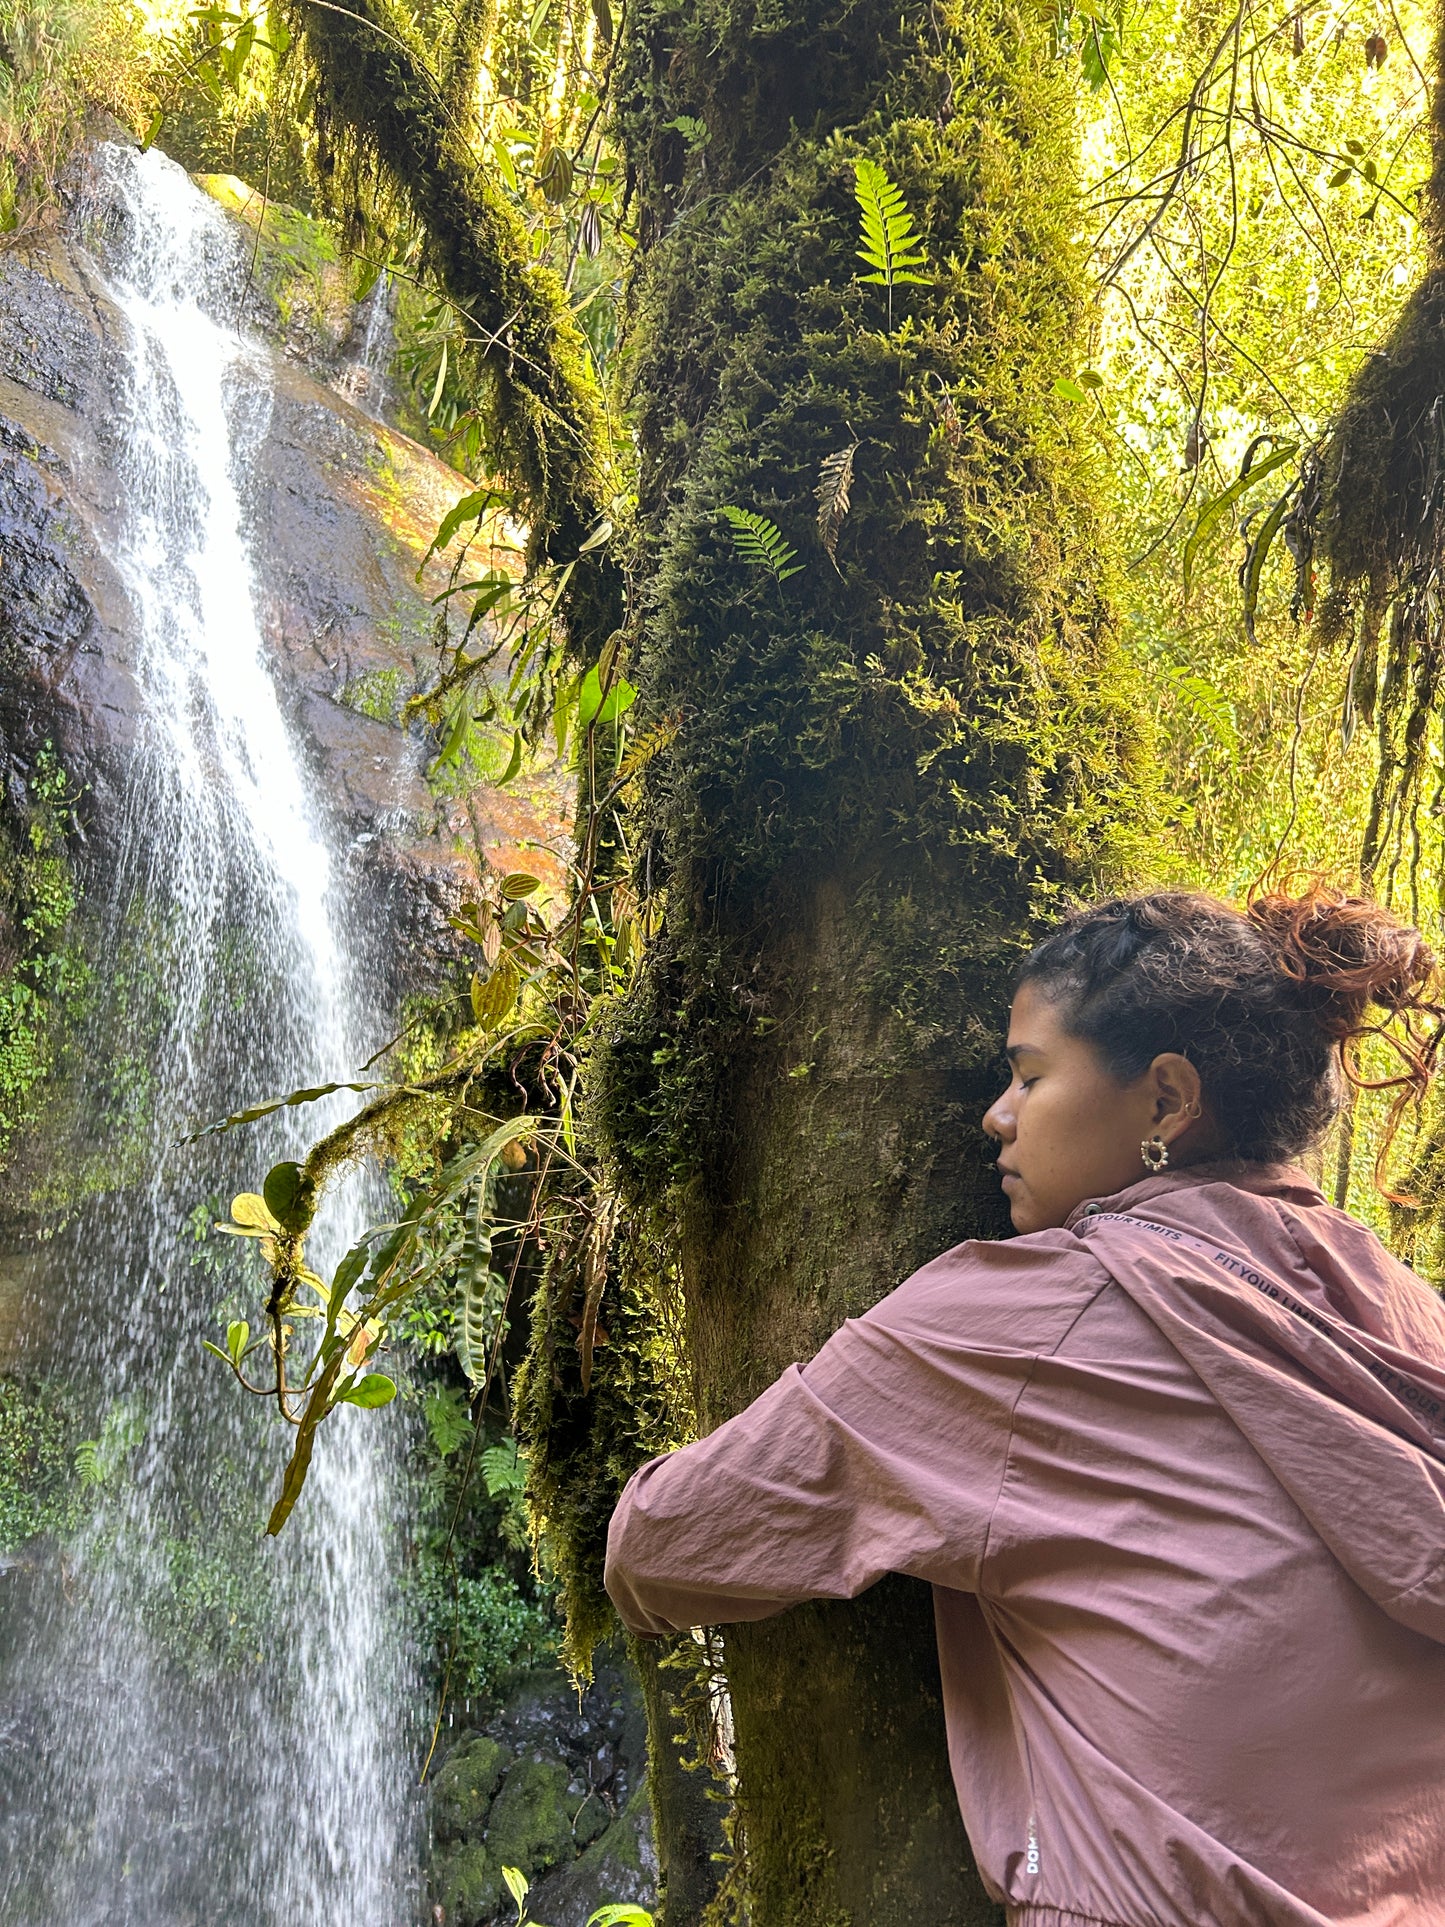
[[262, 1160, 306, 1229], [1078, 368, 1106, 390], [587, 1908, 655, 1927], [481, 1439, 527, 1497], [182, 1080, 381, 1143], [423, 487, 510, 568], [331, 1238, 371, 1302], [201, 1340, 231, 1365], [577, 665, 638, 730], [497, 729, 525, 785], [226, 1319, 250, 1367], [1052, 376, 1089, 405], [425, 1383, 474, 1457], [720, 506, 803, 583], [577, 517, 614, 554], [500, 871, 542, 899], [503, 1867, 530, 1914], [471, 955, 521, 1029], [1242, 490, 1294, 643], [432, 699, 471, 773], [140, 108, 165, 152], [337, 1372, 397, 1409], [1181, 440, 1297, 600], [1328, 166, 1352, 189], [1163, 665, 1238, 750]]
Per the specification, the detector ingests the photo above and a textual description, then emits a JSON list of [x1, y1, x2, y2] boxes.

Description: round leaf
[[230, 1192, 280, 1234], [263, 1160, 306, 1229]]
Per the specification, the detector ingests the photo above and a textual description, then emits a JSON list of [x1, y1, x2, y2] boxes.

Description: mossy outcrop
[[433, 1735, 509, 1843]]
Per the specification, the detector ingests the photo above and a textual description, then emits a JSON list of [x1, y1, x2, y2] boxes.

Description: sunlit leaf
[[503, 1866, 530, 1913], [336, 1372, 397, 1408], [1182, 439, 1297, 600]]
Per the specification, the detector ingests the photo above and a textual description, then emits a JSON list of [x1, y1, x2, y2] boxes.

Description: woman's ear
[[1149, 1052, 1204, 1141]]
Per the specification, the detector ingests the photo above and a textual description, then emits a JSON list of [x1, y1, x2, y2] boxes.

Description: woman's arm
[[604, 1296, 1038, 1637]]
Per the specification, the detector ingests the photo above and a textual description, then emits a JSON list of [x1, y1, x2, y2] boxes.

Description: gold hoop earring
[[1141, 1134, 1170, 1173]]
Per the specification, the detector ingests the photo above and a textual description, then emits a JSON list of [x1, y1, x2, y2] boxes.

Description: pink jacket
[[605, 1166, 1445, 1926]]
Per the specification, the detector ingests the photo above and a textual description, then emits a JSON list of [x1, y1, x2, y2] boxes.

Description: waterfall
[[0, 144, 419, 1923]]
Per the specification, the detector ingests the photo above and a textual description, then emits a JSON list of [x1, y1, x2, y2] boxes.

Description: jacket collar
[[1062, 1160, 1326, 1233]]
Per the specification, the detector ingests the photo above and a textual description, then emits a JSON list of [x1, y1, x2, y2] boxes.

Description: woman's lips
[[998, 1168, 1020, 1189]]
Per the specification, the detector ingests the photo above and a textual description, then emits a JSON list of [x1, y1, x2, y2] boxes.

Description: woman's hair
[[1017, 884, 1445, 1171]]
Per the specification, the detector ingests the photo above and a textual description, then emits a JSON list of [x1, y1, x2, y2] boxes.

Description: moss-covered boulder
[[571, 1792, 610, 1850], [525, 1784, 659, 1927], [484, 1755, 575, 1880], [433, 1736, 507, 1845], [433, 1841, 503, 1927]]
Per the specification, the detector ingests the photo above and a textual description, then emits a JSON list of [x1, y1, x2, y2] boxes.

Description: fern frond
[[815, 442, 859, 568], [720, 505, 803, 583], [853, 159, 930, 324]]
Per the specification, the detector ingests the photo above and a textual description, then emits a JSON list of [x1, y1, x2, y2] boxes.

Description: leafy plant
[[720, 506, 802, 584], [1181, 438, 1298, 603], [75, 1398, 146, 1488], [853, 158, 928, 327], [502, 1862, 654, 1927]]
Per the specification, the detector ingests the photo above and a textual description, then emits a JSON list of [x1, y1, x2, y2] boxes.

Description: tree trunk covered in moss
[[593, 2, 1150, 1922], [283, 0, 621, 643], [1303, 9, 1445, 882]]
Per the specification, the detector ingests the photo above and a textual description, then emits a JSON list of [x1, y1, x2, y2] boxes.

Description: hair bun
[[1246, 883, 1438, 1039]]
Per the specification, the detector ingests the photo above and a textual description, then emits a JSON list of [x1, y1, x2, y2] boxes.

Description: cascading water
[[0, 144, 419, 1922]]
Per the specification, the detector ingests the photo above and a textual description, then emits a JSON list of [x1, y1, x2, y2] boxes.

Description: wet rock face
[[0, 143, 568, 1001], [429, 1660, 658, 1927]]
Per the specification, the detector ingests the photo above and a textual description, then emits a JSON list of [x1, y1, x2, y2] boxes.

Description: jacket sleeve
[[603, 1286, 1037, 1638]]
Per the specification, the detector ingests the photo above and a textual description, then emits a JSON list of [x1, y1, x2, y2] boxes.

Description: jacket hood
[[1070, 1165, 1445, 1645]]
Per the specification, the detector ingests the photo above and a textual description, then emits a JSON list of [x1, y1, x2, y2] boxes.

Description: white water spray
[[0, 145, 418, 1923]]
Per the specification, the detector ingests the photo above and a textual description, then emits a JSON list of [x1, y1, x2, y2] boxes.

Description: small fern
[[815, 441, 859, 568], [853, 158, 929, 328], [720, 505, 803, 583]]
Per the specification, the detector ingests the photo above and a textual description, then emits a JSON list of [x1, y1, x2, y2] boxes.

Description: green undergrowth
[[0, 1374, 85, 1553], [0, 745, 90, 1180], [406, 1375, 563, 1708]]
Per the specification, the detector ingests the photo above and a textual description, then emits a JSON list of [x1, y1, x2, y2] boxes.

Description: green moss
[[0, 745, 89, 1177], [0, 1375, 84, 1553], [483, 1754, 575, 1875], [339, 666, 409, 724], [194, 174, 356, 360], [591, 0, 1155, 1219], [434, 1841, 503, 1927], [433, 1735, 508, 1841], [514, 1226, 691, 1676]]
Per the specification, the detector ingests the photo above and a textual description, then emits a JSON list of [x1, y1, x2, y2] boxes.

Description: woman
[[605, 887, 1445, 1926]]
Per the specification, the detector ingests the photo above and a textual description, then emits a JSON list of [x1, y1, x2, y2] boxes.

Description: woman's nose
[[982, 1089, 1014, 1142]]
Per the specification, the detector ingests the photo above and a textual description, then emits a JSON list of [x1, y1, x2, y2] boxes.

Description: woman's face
[[981, 981, 1203, 1233]]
